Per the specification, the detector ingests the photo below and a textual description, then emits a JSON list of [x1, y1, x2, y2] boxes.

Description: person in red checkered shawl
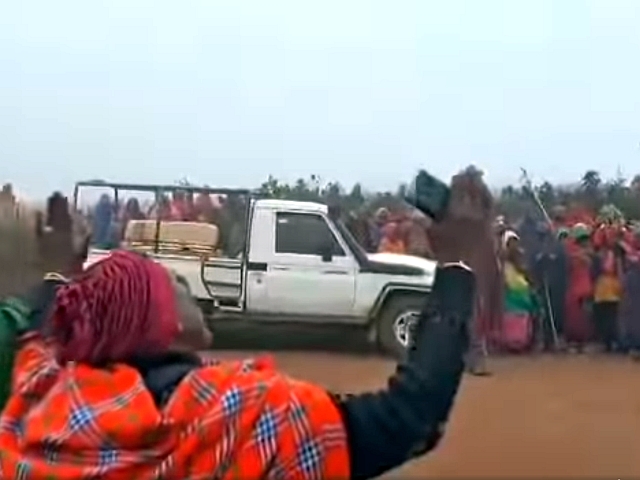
[[0, 168, 493, 479]]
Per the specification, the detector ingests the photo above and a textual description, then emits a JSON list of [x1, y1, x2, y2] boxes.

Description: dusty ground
[[214, 344, 640, 478], [2, 226, 638, 478]]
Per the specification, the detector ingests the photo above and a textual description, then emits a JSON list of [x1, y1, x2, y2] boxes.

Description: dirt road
[[214, 350, 640, 478]]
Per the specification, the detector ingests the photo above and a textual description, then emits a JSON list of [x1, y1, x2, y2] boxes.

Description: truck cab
[[78, 181, 436, 357]]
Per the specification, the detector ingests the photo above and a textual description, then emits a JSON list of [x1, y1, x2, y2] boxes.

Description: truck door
[[249, 210, 357, 318]]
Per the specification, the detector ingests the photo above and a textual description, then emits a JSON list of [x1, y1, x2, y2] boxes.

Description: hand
[[427, 166, 495, 268]]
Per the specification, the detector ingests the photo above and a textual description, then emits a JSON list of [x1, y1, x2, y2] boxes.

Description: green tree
[[253, 168, 640, 222]]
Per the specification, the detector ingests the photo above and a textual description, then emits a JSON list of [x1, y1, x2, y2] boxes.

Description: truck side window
[[275, 212, 345, 257]]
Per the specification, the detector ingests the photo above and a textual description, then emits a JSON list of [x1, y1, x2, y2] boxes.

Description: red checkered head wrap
[[48, 250, 180, 365]]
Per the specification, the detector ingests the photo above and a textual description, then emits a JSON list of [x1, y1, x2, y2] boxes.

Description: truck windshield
[[332, 217, 370, 266], [74, 181, 251, 260]]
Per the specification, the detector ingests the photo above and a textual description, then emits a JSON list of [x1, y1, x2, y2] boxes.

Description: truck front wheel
[[376, 293, 427, 359]]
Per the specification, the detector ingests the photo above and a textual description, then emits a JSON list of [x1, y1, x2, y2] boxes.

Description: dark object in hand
[[405, 170, 451, 223]]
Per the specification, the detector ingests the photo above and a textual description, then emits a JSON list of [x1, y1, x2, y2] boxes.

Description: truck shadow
[[209, 323, 376, 355]]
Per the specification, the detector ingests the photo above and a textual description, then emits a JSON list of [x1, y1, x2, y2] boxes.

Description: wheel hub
[[393, 311, 420, 347]]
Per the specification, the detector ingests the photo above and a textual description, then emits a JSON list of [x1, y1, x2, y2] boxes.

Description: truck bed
[[159, 255, 242, 301], [85, 249, 243, 303]]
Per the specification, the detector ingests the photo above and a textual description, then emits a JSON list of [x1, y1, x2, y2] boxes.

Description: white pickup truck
[[78, 181, 436, 357]]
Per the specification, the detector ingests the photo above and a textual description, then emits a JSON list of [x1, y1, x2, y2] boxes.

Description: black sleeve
[[332, 265, 475, 480]]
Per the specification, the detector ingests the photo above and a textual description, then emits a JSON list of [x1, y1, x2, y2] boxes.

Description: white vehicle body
[[85, 198, 436, 354]]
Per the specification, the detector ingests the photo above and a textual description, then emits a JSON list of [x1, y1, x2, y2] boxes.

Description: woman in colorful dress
[[501, 231, 536, 352], [563, 223, 595, 352], [591, 221, 624, 352], [377, 221, 407, 254], [404, 211, 434, 258], [169, 190, 190, 220]]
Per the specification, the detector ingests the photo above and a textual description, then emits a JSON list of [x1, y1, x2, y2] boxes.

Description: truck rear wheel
[[376, 293, 426, 359]]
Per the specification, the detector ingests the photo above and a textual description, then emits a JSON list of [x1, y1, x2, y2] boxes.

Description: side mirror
[[318, 242, 333, 263]]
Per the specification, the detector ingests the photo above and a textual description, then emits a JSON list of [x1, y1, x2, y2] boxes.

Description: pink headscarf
[[48, 251, 180, 364]]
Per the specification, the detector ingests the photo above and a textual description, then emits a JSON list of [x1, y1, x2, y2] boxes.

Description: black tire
[[376, 293, 427, 359]]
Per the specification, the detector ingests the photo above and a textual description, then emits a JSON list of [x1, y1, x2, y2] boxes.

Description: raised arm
[[333, 262, 473, 479], [331, 167, 492, 479]]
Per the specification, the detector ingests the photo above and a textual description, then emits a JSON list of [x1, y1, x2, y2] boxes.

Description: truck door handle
[[323, 270, 349, 275], [271, 266, 290, 271]]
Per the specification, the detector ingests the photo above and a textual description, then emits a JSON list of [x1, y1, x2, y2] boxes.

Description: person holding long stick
[[533, 225, 567, 351], [519, 169, 563, 350]]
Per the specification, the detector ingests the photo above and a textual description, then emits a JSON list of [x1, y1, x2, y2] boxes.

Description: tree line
[[256, 171, 640, 221]]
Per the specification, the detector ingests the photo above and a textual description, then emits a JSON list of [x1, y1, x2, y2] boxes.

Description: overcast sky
[[1, 0, 639, 199]]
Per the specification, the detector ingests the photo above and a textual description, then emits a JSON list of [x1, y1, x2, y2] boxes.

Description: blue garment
[[619, 261, 640, 350], [92, 196, 113, 247]]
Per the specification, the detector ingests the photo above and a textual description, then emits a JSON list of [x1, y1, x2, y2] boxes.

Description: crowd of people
[[526, 205, 640, 357], [89, 190, 247, 257], [21, 184, 640, 366], [346, 206, 434, 257], [29, 185, 640, 364], [353, 201, 640, 360]]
